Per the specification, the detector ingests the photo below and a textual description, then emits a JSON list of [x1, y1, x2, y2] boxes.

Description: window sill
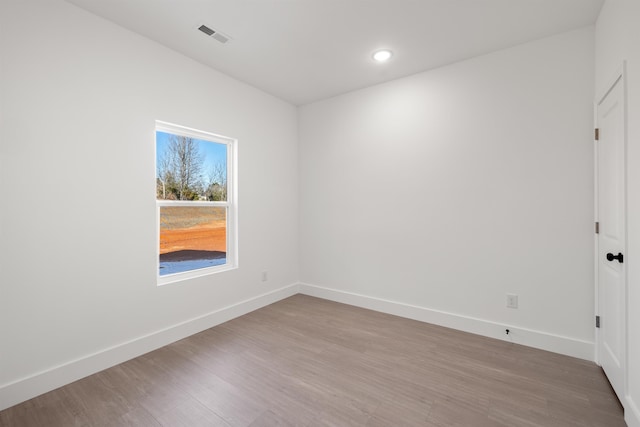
[[157, 263, 237, 286]]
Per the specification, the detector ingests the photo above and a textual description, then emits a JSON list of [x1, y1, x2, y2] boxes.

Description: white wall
[[596, 2, 640, 425], [299, 28, 595, 358], [0, 0, 299, 409]]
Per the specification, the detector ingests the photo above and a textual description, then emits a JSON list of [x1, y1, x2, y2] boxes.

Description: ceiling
[[65, 0, 604, 105]]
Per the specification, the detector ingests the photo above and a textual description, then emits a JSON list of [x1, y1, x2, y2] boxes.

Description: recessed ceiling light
[[372, 49, 393, 62]]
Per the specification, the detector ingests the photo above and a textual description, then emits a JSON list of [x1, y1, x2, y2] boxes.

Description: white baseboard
[[0, 282, 597, 412], [626, 396, 640, 427], [0, 283, 300, 412], [299, 283, 594, 361]]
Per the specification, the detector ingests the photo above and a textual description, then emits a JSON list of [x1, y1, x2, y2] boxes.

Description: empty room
[[1, 0, 639, 426]]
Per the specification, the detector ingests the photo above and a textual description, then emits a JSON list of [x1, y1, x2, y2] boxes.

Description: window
[[155, 121, 237, 284]]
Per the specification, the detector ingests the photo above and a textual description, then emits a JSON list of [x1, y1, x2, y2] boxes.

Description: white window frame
[[155, 120, 238, 286]]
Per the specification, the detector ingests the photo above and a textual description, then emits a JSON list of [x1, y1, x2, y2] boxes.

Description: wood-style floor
[[0, 295, 625, 427]]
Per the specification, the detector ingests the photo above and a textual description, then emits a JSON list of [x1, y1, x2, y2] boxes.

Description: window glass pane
[[159, 206, 227, 276], [156, 131, 227, 201]]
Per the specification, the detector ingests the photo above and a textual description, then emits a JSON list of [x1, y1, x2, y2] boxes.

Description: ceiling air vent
[[197, 24, 230, 44], [198, 25, 215, 36]]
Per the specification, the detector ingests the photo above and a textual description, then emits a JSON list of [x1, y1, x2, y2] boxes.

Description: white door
[[596, 73, 626, 402]]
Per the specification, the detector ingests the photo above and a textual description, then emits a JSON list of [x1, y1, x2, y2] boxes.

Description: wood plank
[[0, 295, 625, 426]]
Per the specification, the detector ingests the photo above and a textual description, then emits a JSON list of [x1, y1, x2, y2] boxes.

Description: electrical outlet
[[261, 271, 268, 282], [507, 294, 518, 309]]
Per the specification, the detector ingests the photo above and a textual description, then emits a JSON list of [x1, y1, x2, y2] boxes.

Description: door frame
[[594, 62, 628, 395]]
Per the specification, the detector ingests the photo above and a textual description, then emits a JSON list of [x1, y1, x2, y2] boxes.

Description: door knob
[[606, 252, 624, 263]]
